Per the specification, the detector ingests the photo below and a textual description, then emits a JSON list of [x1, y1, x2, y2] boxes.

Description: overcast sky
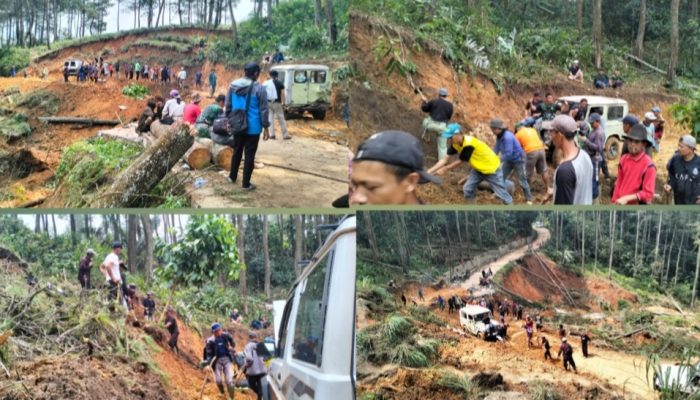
[[101, 0, 256, 34]]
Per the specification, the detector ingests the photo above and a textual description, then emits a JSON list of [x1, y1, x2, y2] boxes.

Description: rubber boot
[[226, 383, 236, 400], [216, 382, 225, 395]]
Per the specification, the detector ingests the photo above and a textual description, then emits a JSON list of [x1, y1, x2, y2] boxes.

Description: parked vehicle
[[63, 59, 83, 76], [269, 64, 332, 120], [264, 215, 356, 400], [654, 361, 700, 395]]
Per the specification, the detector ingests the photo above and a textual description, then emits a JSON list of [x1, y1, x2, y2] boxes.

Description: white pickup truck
[[654, 361, 700, 395], [263, 215, 356, 400]]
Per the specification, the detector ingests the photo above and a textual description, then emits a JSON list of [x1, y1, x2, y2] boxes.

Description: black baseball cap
[[354, 131, 442, 185], [112, 241, 123, 249]]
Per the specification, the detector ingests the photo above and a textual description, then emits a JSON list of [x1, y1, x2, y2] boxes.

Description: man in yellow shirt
[[428, 125, 512, 204], [515, 121, 552, 195]]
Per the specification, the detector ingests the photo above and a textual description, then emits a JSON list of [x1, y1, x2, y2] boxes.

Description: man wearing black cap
[[620, 114, 653, 158], [202, 322, 237, 400], [546, 114, 593, 205], [226, 61, 270, 191], [100, 242, 123, 301], [420, 88, 453, 160], [612, 123, 656, 205], [581, 113, 605, 201], [78, 248, 96, 291], [665, 135, 700, 204], [350, 131, 442, 205]]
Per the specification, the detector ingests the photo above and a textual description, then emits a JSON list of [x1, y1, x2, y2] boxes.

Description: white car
[[654, 361, 700, 395], [264, 215, 356, 400], [459, 305, 501, 339]]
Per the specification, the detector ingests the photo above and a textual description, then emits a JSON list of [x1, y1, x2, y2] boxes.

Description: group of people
[[136, 61, 290, 191], [349, 86, 700, 205], [567, 60, 624, 92]]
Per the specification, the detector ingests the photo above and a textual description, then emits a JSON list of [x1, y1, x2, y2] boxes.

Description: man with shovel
[[200, 323, 237, 400], [420, 88, 454, 160]]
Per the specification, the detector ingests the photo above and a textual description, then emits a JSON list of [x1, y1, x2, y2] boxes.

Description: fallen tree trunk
[[149, 120, 171, 140], [623, 53, 665, 74], [211, 143, 232, 171], [38, 116, 120, 125], [91, 124, 194, 207], [612, 327, 647, 340], [185, 138, 213, 170]]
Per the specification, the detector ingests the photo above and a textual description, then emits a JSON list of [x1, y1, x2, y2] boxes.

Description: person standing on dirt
[[225, 62, 270, 191], [542, 336, 552, 360], [134, 61, 141, 80], [195, 70, 202, 90], [567, 60, 584, 83], [581, 333, 591, 358], [491, 118, 533, 204], [162, 90, 186, 123], [428, 127, 513, 205], [420, 88, 454, 159], [516, 304, 523, 321], [581, 113, 605, 201], [651, 106, 665, 148], [350, 130, 442, 205], [142, 291, 156, 321], [559, 324, 566, 339], [114, 62, 120, 79], [202, 323, 236, 400], [401, 292, 407, 307], [523, 316, 534, 348], [161, 65, 168, 85], [244, 331, 267, 400], [164, 309, 180, 355], [136, 99, 157, 134], [612, 123, 656, 205], [100, 242, 123, 302], [177, 67, 187, 89], [10, 66, 16, 77], [183, 92, 203, 125], [545, 114, 593, 205], [437, 295, 445, 310], [515, 120, 552, 196], [557, 338, 577, 372], [665, 135, 700, 204], [418, 288, 425, 302], [41, 65, 48, 80], [447, 296, 455, 314], [535, 314, 543, 332], [264, 70, 290, 140], [643, 112, 659, 153], [209, 70, 218, 97], [78, 248, 96, 291], [63, 65, 69, 82]]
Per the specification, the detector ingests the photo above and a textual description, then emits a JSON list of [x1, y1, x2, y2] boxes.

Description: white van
[[654, 361, 700, 395], [269, 64, 331, 120], [264, 215, 356, 400]]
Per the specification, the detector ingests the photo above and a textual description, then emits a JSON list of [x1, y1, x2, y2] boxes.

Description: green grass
[[0, 114, 32, 138], [436, 370, 477, 395], [55, 138, 143, 207], [121, 83, 150, 100], [528, 380, 562, 400], [123, 39, 193, 54], [17, 89, 60, 114]]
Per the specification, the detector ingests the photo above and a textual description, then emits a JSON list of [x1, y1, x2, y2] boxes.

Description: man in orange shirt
[[515, 121, 552, 195]]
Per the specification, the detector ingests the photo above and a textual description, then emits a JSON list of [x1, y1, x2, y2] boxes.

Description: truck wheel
[[311, 110, 326, 120], [605, 136, 621, 161]]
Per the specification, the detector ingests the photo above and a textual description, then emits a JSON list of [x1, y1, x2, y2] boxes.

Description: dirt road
[[460, 226, 551, 293]]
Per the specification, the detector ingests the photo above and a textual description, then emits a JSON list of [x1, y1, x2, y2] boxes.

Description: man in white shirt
[[101, 242, 123, 301], [177, 67, 187, 89], [262, 70, 289, 139]]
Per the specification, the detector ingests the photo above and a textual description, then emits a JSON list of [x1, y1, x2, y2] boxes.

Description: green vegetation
[[352, 0, 700, 89], [206, 0, 348, 67], [18, 89, 60, 114], [527, 380, 562, 400], [121, 83, 150, 100], [0, 114, 31, 138], [436, 370, 477, 395], [0, 47, 30, 76], [55, 138, 143, 207], [357, 313, 440, 368], [670, 91, 700, 137], [646, 348, 700, 400]]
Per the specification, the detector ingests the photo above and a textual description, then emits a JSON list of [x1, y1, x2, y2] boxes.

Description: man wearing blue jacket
[[225, 62, 270, 191], [491, 118, 532, 204]]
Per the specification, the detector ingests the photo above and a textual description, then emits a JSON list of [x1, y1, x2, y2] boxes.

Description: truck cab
[[558, 95, 628, 161], [264, 215, 356, 400], [269, 64, 332, 120]]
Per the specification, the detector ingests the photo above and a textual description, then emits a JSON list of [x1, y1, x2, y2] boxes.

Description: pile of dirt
[[6, 356, 170, 400], [0, 245, 30, 271], [502, 254, 587, 305], [349, 11, 684, 205], [585, 277, 638, 311]]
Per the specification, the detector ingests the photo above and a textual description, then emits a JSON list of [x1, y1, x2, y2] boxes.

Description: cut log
[[623, 53, 666, 74], [185, 138, 212, 170], [212, 143, 233, 171], [38, 116, 120, 125], [612, 327, 647, 340], [91, 124, 194, 208], [149, 120, 172, 140]]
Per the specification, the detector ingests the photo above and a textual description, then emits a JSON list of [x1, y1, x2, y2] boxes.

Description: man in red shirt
[[183, 92, 202, 125], [612, 123, 656, 205]]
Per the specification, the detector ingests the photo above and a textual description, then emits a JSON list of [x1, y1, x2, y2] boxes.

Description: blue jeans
[[592, 159, 600, 199], [501, 160, 532, 201], [463, 166, 513, 205]]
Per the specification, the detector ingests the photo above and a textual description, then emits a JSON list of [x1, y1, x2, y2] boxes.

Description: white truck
[[264, 215, 356, 400], [459, 305, 502, 340], [653, 361, 700, 395]]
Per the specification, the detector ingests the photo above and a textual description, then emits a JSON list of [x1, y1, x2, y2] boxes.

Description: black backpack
[[212, 109, 230, 137], [228, 85, 253, 138]]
